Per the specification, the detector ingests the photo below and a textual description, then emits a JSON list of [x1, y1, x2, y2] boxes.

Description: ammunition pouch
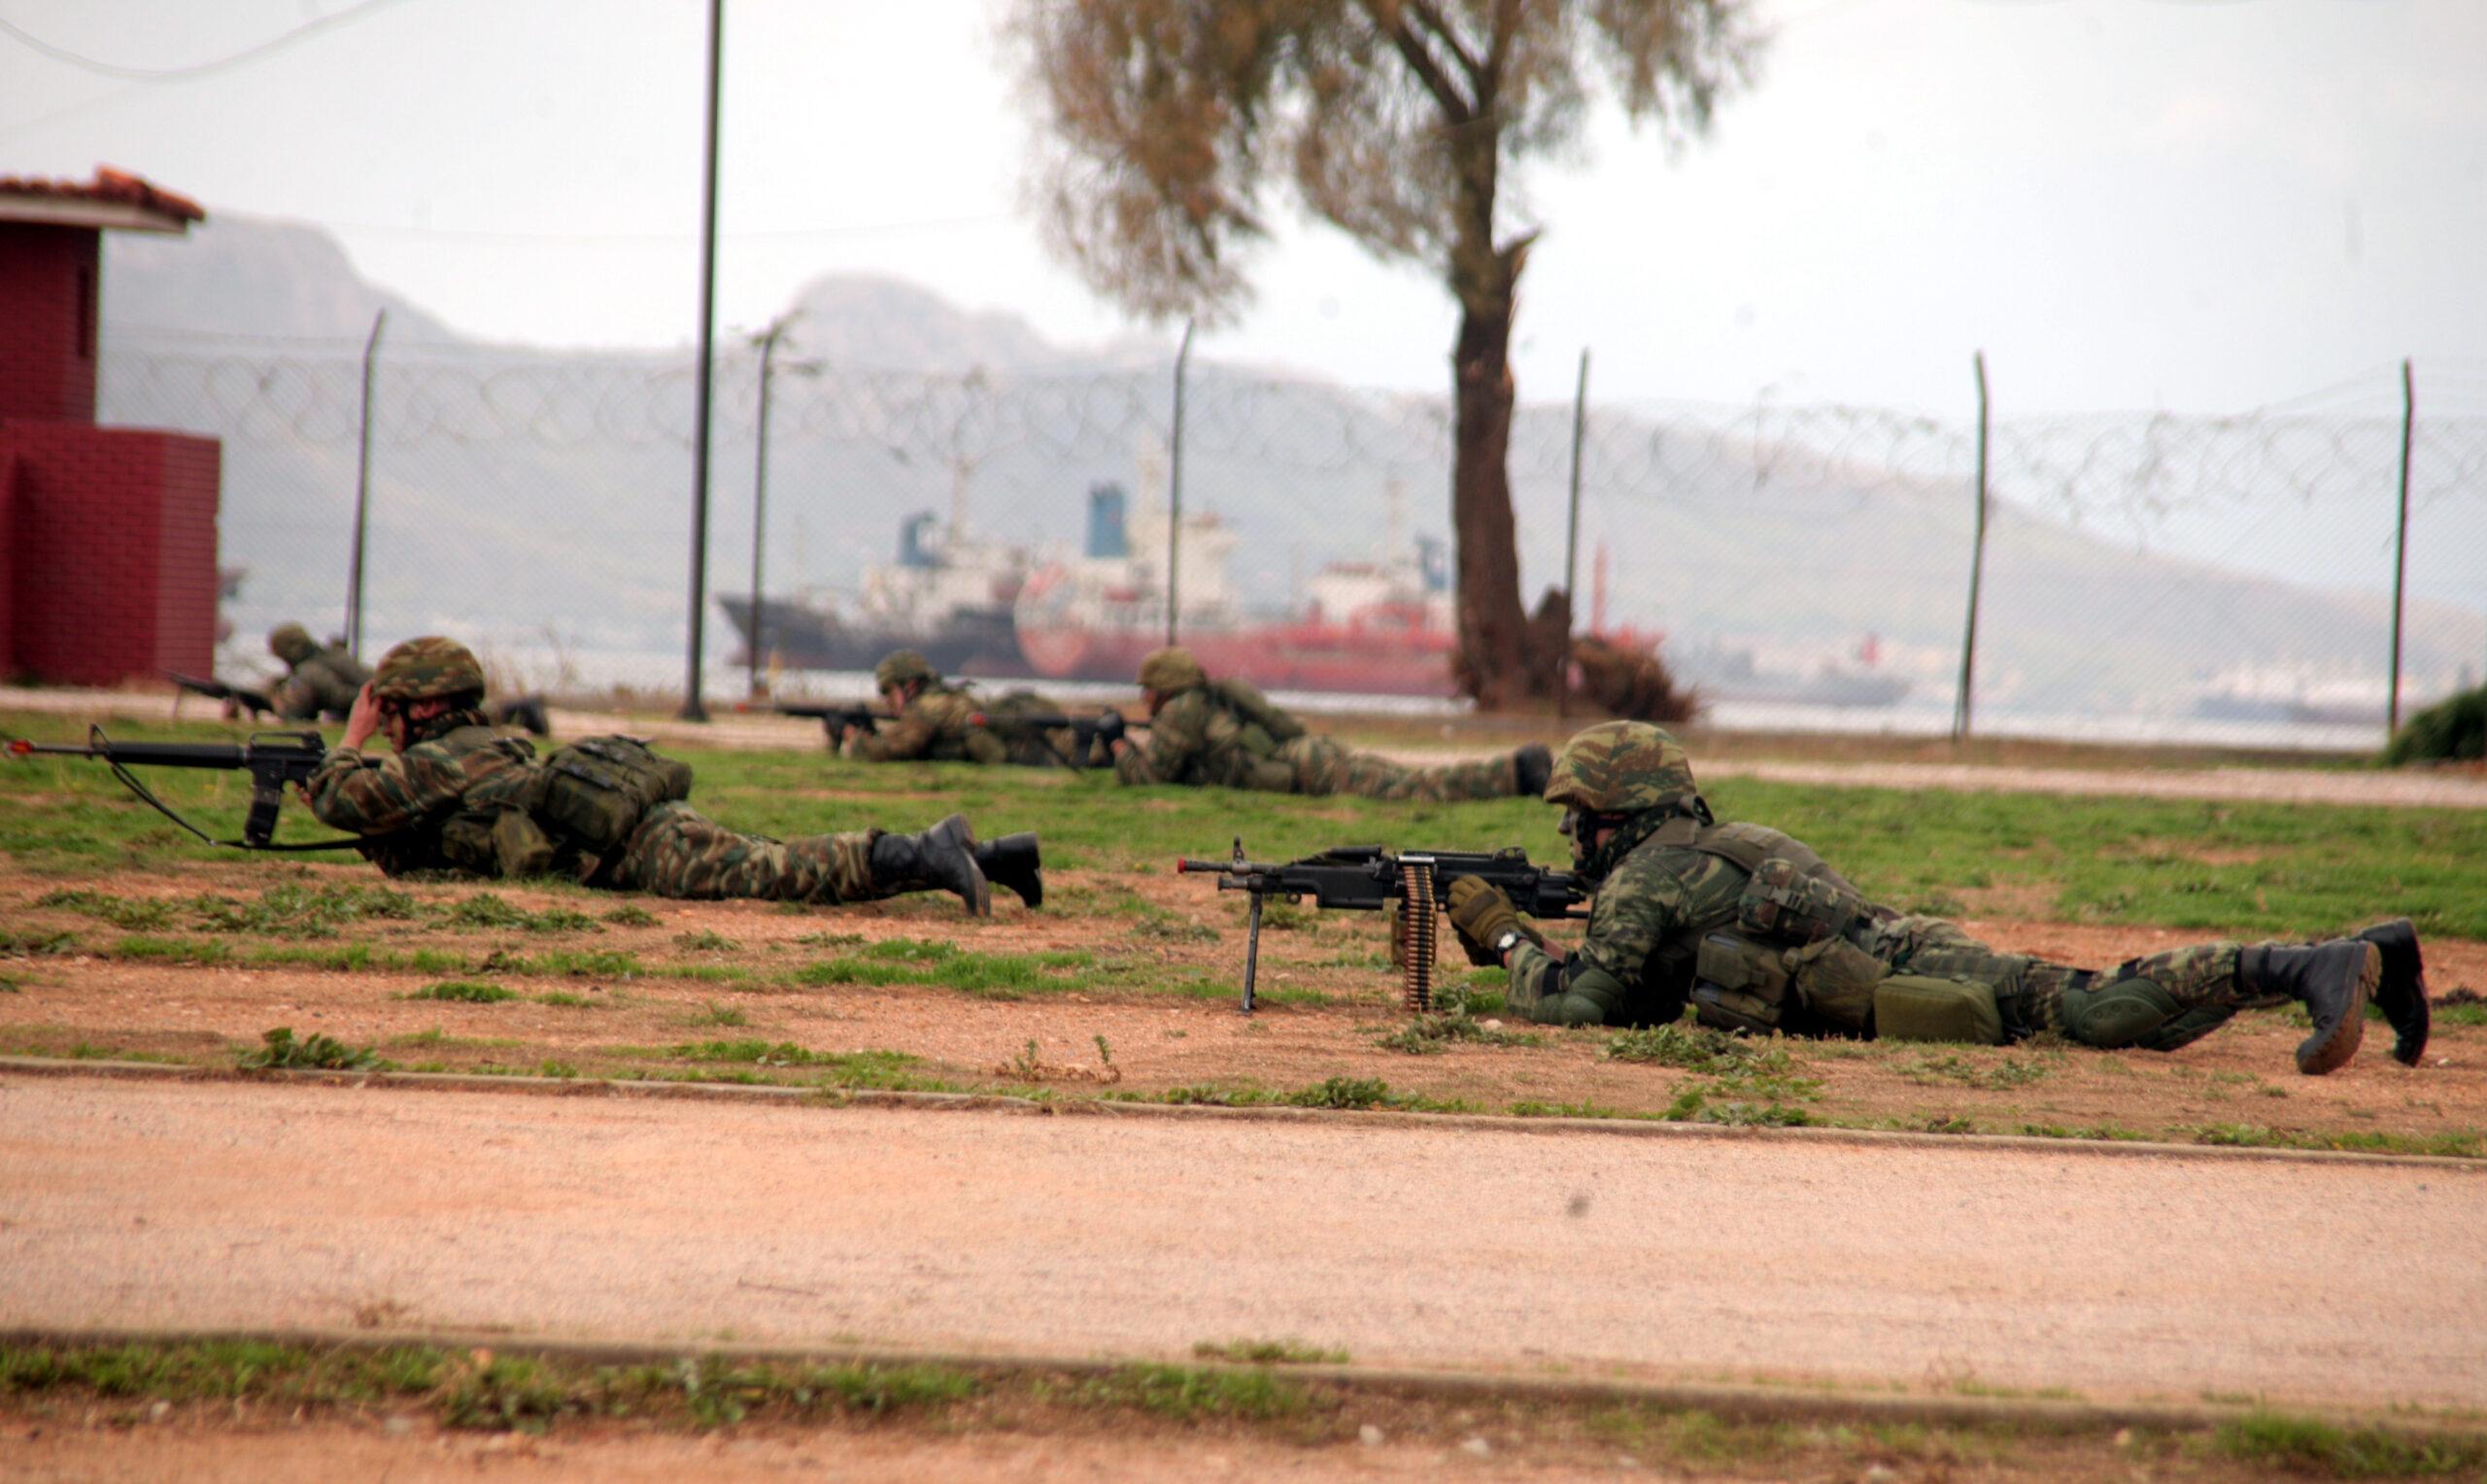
[[535, 735, 694, 856], [1691, 932, 1791, 1033], [1209, 678, 1306, 744], [1871, 976, 2005, 1045]]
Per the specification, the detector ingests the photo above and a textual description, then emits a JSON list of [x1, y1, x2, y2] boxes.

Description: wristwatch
[[1491, 928, 1523, 959]]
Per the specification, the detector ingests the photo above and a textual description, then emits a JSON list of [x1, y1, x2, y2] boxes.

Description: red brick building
[[1, 166, 220, 685]]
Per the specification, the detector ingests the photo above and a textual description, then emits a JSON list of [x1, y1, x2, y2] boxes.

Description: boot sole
[[2295, 942, 2377, 1076], [929, 814, 991, 917], [2361, 919, 2430, 1066]]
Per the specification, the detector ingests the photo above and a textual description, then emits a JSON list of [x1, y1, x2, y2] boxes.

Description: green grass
[[239, 1027, 387, 1071], [12, 715, 2478, 938], [794, 938, 1096, 998], [1074, 1363, 1322, 1423], [600, 904, 662, 927], [1373, 1009, 1541, 1055], [2213, 1411, 2487, 1476], [403, 980, 517, 1004], [1890, 1051, 2060, 1091], [1190, 1338, 1349, 1365]]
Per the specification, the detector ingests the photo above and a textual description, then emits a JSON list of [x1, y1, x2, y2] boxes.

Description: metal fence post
[[680, 0, 726, 723], [747, 315, 791, 699], [1166, 320, 1195, 648], [1952, 351, 1991, 743], [1559, 348, 1590, 719], [2388, 358, 2415, 738], [345, 308, 386, 659]]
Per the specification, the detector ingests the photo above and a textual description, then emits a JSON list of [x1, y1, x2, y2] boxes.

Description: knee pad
[[2137, 1004, 2234, 1053], [2058, 975, 2181, 1049]]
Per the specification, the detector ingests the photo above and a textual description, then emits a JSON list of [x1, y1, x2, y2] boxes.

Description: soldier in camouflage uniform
[[305, 637, 1041, 914], [263, 623, 369, 722], [1109, 647, 1552, 801], [840, 651, 1089, 767], [1442, 721, 2431, 1074]]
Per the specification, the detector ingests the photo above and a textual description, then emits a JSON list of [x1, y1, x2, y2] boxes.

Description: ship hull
[[1015, 622, 1459, 696], [719, 594, 1031, 678]]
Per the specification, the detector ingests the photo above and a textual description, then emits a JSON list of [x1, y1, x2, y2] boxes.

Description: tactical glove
[[1446, 877, 1534, 965]]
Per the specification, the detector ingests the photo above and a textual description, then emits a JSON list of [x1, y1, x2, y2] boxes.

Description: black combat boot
[[974, 833, 1043, 909], [2238, 941, 2378, 1075], [1514, 742, 1553, 797], [2354, 919, 2430, 1066], [868, 814, 990, 916]]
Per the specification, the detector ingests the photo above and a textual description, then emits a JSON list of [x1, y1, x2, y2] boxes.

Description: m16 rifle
[[1176, 841, 1588, 1013], [965, 707, 1148, 767], [743, 700, 899, 746], [166, 670, 281, 720], [7, 725, 343, 849]]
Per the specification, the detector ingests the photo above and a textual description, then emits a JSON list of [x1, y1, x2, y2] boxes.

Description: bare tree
[[1009, 0, 1758, 705]]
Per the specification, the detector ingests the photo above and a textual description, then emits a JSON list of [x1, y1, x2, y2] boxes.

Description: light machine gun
[[744, 700, 899, 747], [1176, 841, 1588, 1014], [8, 725, 341, 850]]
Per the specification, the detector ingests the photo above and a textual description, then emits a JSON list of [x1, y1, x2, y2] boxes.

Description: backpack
[[534, 735, 694, 852]]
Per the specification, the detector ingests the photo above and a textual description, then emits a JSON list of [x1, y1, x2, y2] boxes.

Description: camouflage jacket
[[304, 710, 541, 877], [275, 644, 371, 721], [1503, 814, 1776, 1028], [842, 684, 1005, 764], [1112, 685, 1295, 789]]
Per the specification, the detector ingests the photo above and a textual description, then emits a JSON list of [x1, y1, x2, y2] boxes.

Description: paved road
[[5, 1074, 2483, 1409]]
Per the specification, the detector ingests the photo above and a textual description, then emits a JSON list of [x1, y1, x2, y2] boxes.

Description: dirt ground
[[0, 1404, 2406, 1484], [2, 859, 2480, 1146]]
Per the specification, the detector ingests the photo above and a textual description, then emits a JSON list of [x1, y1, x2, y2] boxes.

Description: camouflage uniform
[[845, 651, 1084, 767], [267, 623, 370, 722], [843, 681, 1009, 764], [1478, 722, 2399, 1073], [305, 636, 888, 905], [1113, 648, 1529, 800]]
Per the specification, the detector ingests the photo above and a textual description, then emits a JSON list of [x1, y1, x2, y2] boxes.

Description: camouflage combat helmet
[[1136, 646, 1205, 692], [267, 622, 317, 664], [874, 649, 937, 692], [1542, 722, 1699, 814], [371, 636, 487, 702]]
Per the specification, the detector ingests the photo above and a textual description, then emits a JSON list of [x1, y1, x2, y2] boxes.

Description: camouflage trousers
[[1277, 736, 1516, 801], [609, 801, 879, 904], [1865, 915, 2253, 1051]]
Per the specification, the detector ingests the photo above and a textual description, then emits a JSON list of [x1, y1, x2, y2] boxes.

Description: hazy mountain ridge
[[91, 214, 2481, 710]]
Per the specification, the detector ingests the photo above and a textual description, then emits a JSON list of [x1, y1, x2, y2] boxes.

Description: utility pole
[[680, 0, 726, 722], [1166, 320, 1195, 648], [345, 309, 386, 658], [746, 313, 793, 699]]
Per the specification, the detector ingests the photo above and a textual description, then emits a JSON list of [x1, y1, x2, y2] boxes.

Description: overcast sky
[[4, 0, 2483, 418]]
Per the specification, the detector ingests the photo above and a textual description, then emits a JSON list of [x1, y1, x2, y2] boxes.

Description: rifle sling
[[104, 756, 392, 854]]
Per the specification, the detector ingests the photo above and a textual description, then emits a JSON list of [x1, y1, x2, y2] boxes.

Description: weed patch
[[239, 1027, 386, 1071], [1891, 1051, 2060, 1091], [1191, 1338, 1348, 1365], [2213, 1411, 2487, 1476], [403, 980, 517, 1004]]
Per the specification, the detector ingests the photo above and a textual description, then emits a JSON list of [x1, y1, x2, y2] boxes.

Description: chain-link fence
[[99, 328, 2487, 749]]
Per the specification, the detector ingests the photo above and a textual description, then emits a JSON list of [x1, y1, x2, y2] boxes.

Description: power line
[[0, 0, 424, 83]]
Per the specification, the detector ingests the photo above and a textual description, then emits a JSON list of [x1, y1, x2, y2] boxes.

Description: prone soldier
[[839, 650, 1089, 767], [1109, 646, 1550, 801], [1442, 722, 2429, 1075], [262, 623, 369, 722], [305, 637, 1040, 913]]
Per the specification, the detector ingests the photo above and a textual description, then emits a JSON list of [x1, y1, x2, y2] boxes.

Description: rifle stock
[[1176, 840, 1586, 1013]]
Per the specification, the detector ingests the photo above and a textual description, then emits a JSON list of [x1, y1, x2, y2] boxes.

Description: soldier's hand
[[342, 683, 383, 751], [1445, 877, 1521, 961]]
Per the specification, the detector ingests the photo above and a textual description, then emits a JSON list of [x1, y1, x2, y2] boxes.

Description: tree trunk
[[1448, 279, 1533, 708]]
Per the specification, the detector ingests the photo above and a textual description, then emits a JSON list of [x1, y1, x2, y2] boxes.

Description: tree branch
[[1354, 0, 1475, 125], [1404, 0, 1486, 89]]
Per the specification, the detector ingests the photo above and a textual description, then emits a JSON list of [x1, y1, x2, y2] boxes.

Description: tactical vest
[[1191, 679, 1307, 789], [1623, 817, 1890, 1036], [531, 735, 694, 876]]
